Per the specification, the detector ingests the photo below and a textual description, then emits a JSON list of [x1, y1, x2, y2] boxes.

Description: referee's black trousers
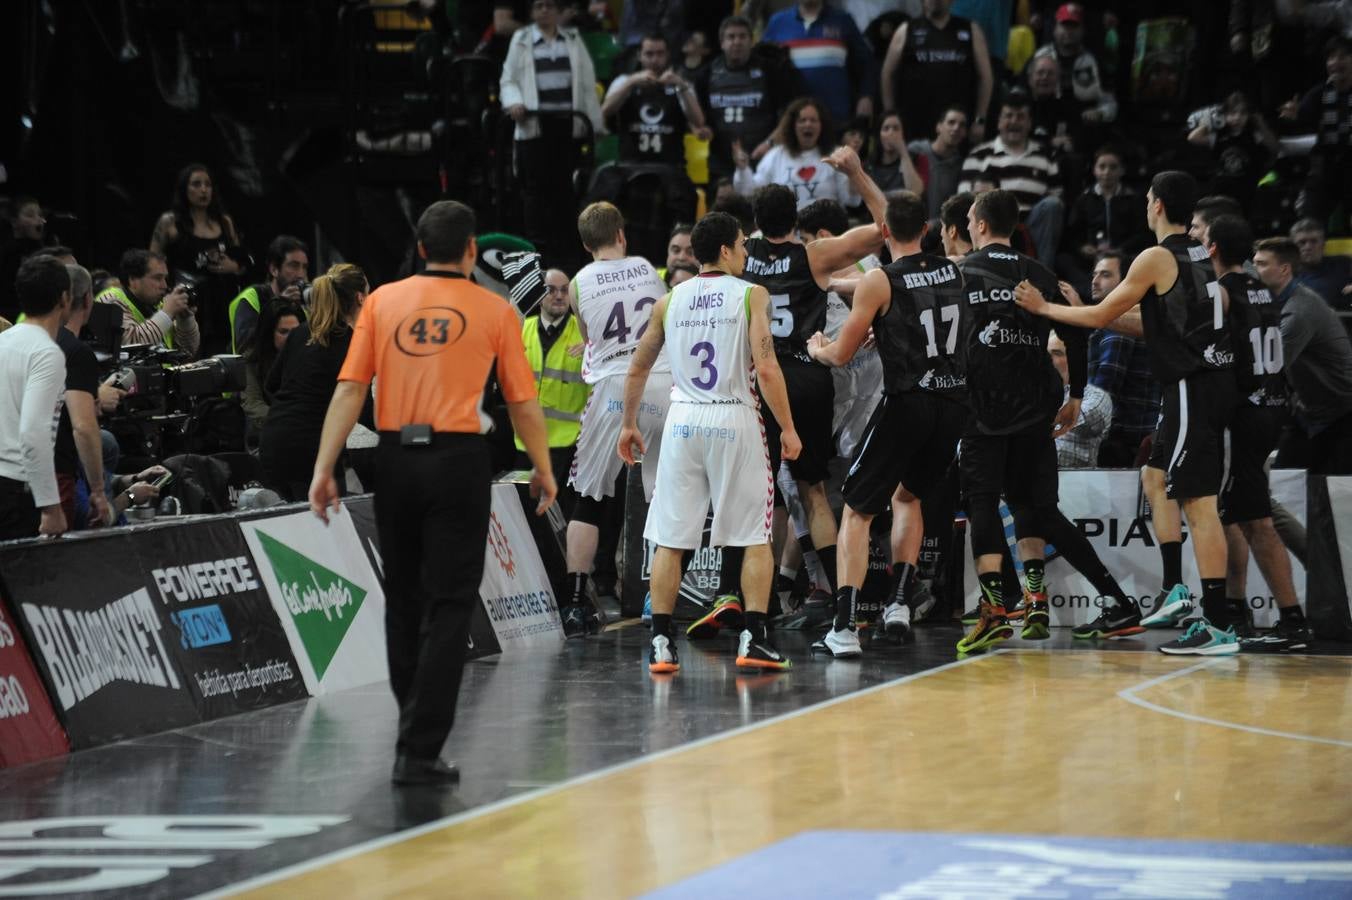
[[374, 433, 491, 760]]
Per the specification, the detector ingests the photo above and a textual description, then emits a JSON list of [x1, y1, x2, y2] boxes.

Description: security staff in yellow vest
[[516, 268, 589, 516], [96, 249, 200, 357]]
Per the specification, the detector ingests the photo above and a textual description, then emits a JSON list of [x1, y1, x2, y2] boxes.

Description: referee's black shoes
[[392, 754, 461, 786]]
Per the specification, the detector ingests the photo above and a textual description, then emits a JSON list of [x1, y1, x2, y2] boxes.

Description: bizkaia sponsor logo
[[977, 319, 1042, 348], [254, 530, 366, 679], [20, 590, 182, 712]]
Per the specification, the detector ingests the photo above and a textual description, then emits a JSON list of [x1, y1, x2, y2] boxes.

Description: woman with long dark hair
[[865, 110, 924, 195], [731, 97, 860, 209], [240, 298, 305, 431], [150, 163, 245, 352], [259, 263, 369, 501]]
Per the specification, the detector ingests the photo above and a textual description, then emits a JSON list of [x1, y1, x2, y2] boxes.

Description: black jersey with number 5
[[876, 252, 967, 397], [1221, 270, 1287, 409], [958, 244, 1078, 435], [1140, 234, 1233, 384], [743, 237, 826, 359]]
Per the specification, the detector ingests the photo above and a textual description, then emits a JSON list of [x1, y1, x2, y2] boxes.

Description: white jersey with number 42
[[574, 256, 670, 383], [665, 273, 757, 406]]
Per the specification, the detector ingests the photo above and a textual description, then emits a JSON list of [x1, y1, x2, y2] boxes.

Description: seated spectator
[[0, 196, 48, 321], [1050, 329, 1112, 467], [1035, 3, 1117, 126], [149, 163, 245, 354], [240, 299, 305, 433], [734, 98, 862, 209], [882, 0, 994, 148], [228, 235, 309, 354], [1060, 145, 1147, 294], [260, 263, 369, 501], [907, 105, 969, 222], [1291, 217, 1352, 309], [1187, 91, 1278, 211], [763, 0, 876, 124], [98, 249, 200, 357], [865, 111, 924, 196], [958, 93, 1064, 263], [1279, 35, 1352, 234]]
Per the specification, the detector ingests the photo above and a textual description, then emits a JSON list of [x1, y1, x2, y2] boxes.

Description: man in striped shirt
[[97, 249, 200, 357], [958, 94, 1065, 266], [762, 0, 876, 124]]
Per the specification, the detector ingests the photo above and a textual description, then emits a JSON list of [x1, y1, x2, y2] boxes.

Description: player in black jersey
[[806, 191, 968, 657], [1206, 216, 1310, 650], [740, 147, 886, 625], [1016, 171, 1240, 656], [954, 189, 1091, 653]]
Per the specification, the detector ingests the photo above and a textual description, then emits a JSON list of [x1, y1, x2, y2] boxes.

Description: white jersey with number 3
[[574, 256, 670, 383], [665, 273, 757, 406]]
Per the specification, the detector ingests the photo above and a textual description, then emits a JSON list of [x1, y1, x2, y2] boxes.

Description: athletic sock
[[889, 562, 916, 607], [779, 564, 797, 582], [744, 611, 768, 641], [567, 572, 589, 607], [818, 544, 838, 593], [978, 571, 1004, 611], [1280, 604, 1306, 624], [719, 547, 744, 599], [1041, 511, 1134, 610], [1024, 558, 1046, 596], [833, 586, 858, 631], [1227, 597, 1249, 628], [1161, 541, 1183, 589], [1200, 578, 1229, 626], [1000, 552, 1021, 603], [651, 613, 673, 639]]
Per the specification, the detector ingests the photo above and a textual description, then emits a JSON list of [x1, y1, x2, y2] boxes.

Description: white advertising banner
[[479, 484, 565, 652], [962, 469, 1307, 628], [239, 510, 389, 695]]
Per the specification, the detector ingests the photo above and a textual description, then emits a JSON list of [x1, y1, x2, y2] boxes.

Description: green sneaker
[[1141, 584, 1193, 628], [956, 603, 1014, 654], [686, 595, 744, 640], [1158, 619, 1239, 656]]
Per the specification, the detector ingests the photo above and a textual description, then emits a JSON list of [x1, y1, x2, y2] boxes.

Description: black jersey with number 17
[[876, 252, 967, 397], [1221, 270, 1287, 409], [742, 237, 826, 360], [1140, 233, 1233, 385]]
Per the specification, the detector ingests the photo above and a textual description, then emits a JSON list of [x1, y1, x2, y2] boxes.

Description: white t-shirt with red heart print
[[733, 145, 862, 210]]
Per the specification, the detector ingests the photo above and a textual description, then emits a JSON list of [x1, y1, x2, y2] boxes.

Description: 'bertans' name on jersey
[[901, 265, 959, 290], [967, 287, 1016, 304], [595, 265, 650, 285], [744, 256, 791, 277]]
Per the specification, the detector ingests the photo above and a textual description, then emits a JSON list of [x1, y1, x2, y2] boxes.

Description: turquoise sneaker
[[641, 592, 652, 626], [1158, 619, 1239, 655], [1141, 584, 1193, 628]]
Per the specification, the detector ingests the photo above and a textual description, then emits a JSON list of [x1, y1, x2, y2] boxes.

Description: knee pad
[[966, 494, 1006, 557], [572, 495, 607, 526]]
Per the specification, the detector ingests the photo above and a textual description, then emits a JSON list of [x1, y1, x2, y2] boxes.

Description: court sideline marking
[[197, 650, 1004, 898], [1117, 657, 1352, 749]]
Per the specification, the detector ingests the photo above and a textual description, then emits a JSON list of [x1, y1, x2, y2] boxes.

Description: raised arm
[[808, 223, 884, 286], [808, 267, 888, 367], [1015, 246, 1170, 329], [825, 145, 886, 229]]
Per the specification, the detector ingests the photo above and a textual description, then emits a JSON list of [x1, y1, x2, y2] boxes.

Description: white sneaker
[[883, 602, 911, 638], [648, 634, 679, 673], [811, 627, 862, 658]]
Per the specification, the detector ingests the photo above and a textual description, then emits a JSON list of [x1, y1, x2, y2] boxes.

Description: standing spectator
[[1187, 91, 1278, 211], [1279, 36, 1352, 235], [149, 163, 245, 354], [1254, 237, 1352, 474], [228, 235, 310, 354], [1026, 53, 1084, 162], [53, 265, 113, 530], [261, 265, 368, 502], [907, 106, 970, 221], [1060, 145, 1147, 294], [240, 300, 304, 434], [865, 111, 925, 195], [1049, 329, 1112, 467], [881, 0, 994, 148], [958, 94, 1065, 264], [1035, 3, 1117, 126], [98, 249, 201, 357], [0, 196, 48, 321], [619, 0, 687, 51], [516, 267, 589, 517], [952, 0, 1013, 73], [501, 0, 604, 267], [1081, 251, 1161, 467], [0, 256, 70, 540], [308, 202, 554, 786], [1291, 218, 1352, 310], [733, 98, 862, 208], [763, 0, 877, 124], [696, 15, 802, 181]]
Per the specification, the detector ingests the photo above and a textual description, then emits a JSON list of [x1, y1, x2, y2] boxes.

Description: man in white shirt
[[0, 255, 72, 539]]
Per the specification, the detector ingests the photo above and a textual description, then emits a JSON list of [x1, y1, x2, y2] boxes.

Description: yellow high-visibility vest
[[515, 313, 589, 450]]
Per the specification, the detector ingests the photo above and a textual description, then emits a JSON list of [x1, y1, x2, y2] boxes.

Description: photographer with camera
[[97, 249, 201, 358], [228, 235, 309, 354]]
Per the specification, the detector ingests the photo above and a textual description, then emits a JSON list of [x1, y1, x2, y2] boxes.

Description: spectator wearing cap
[[1291, 217, 1352, 311], [1034, 3, 1117, 127]]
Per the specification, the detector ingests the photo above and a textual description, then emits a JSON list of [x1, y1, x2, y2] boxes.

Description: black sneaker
[[1242, 616, 1312, 652], [561, 604, 599, 638], [391, 754, 460, 786], [1019, 594, 1050, 640], [1072, 603, 1146, 640]]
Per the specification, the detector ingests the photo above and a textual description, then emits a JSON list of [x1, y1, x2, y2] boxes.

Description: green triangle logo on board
[[256, 529, 367, 679]]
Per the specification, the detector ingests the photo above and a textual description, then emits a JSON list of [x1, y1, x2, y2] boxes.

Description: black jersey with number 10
[[742, 237, 826, 359], [1140, 233, 1233, 384], [876, 252, 967, 397], [1221, 270, 1287, 409]]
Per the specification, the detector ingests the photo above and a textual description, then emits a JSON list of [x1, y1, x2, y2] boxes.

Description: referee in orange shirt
[[310, 200, 556, 787]]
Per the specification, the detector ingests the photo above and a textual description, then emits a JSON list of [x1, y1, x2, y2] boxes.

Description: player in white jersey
[[618, 212, 802, 674], [560, 202, 674, 637]]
